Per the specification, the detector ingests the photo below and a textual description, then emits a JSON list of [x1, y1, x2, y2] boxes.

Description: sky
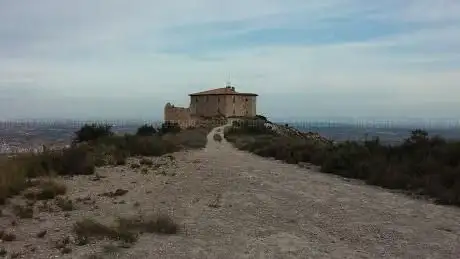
[[0, 0, 459, 123]]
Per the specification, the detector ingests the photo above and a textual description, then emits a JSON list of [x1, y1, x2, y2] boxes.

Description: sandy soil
[[1, 125, 459, 258]]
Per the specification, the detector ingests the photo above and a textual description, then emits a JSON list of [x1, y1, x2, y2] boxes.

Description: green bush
[[225, 123, 460, 206], [159, 122, 181, 135], [136, 124, 157, 136], [0, 124, 210, 204], [213, 134, 222, 142], [73, 123, 113, 144]]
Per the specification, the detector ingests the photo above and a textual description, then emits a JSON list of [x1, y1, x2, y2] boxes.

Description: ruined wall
[[164, 103, 196, 128]]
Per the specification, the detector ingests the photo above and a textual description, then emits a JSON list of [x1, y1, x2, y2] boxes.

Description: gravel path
[[1, 125, 459, 258]]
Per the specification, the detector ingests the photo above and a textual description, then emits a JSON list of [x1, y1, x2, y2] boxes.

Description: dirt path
[[1, 126, 460, 258]]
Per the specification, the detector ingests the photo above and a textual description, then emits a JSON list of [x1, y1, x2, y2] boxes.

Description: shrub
[[124, 136, 178, 157], [73, 218, 137, 243], [162, 128, 208, 150], [117, 214, 178, 235], [225, 123, 460, 206], [213, 134, 222, 142], [52, 146, 95, 175], [12, 204, 34, 218], [227, 119, 274, 136], [0, 124, 209, 204], [136, 124, 157, 136], [56, 197, 75, 211], [0, 158, 28, 204], [73, 123, 113, 144], [159, 122, 181, 135], [23, 179, 67, 200], [139, 158, 153, 166], [255, 114, 268, 121]]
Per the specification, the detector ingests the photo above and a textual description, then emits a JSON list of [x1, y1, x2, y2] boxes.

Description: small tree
[[406, 129, 429, 145], [73, 123, 113, 144], [136, 124, 157, 136]]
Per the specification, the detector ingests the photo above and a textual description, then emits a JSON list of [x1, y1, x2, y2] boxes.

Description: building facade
[[164, 85, 257, 127]]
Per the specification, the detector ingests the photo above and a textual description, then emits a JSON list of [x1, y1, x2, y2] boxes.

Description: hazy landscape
[[1, 1, 460, 258], [2, 119, 460, 153]]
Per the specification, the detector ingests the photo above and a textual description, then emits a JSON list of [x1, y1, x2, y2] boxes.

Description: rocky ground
[[0, 126, 459, 258]]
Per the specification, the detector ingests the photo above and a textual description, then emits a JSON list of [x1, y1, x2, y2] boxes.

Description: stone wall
[[190, 94, 256, 118], [224, 95, 257, 117], [165, 92, 257, 127], [190, 95, 228, 117], [164, 103, 196, 128]]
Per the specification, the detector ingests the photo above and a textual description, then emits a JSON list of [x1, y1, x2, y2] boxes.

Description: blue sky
[[0, 0, 459, 122]]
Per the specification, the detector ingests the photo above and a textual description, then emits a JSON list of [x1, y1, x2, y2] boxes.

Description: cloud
[[0, 0, 459, 121]]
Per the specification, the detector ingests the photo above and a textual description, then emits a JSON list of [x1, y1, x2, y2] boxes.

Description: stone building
[[164, 84, 257, 127]]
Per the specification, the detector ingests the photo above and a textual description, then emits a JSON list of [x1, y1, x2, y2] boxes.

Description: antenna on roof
[[226, 73, 232, 88]]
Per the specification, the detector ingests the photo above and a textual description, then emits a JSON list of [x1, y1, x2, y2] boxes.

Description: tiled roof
[[189, 87, 257, 96]]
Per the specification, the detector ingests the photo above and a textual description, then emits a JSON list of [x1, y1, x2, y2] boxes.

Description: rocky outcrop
[[264, 121, 333, 145]]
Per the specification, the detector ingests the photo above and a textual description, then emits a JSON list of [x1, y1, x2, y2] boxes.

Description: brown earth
[[0, 125, 459, 258]]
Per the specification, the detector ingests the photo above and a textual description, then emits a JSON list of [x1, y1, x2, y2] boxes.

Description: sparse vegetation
[[139, 158, 153, 166], [36, 230, 47, 238], [225, 118, 460, 206], [73, 218, 137, 243], [55, 196, 75, 211], [0, 231, 16, 242], [159, 122, 181, 135], [130, 163, 140, 169], [23, 179, 67, 200], [213, 134, 222, 142], [117, 214, 178, 235], [73, 123, 114, 144], [0, 123, 209, 204], [12, 204, 34, 218], [100, 189, 128, 198], [136, 124, 157, 136]]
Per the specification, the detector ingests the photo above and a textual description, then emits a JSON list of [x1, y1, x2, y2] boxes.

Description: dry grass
[[139, 158, 153, 166], [12, 204, 34, 218], [0, 157, 28, 204], [117, 214, 178, 235], [23, 179, 67, 200], [73, 214, 179, 249], [0, 230, 16, 242], [73, 218, 138, 243], [225, 120, 460, 206], [55, 196, 75, 211], [0, 125, 210, 205]]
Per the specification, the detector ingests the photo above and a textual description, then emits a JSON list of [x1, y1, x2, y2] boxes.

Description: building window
[[233, 109, 235, 115], [206, 96, 209, 102], [218, 97, 220, 103], [232, 96, 235, 103], [196, 97, 198, 103], [245, 98, 248, 102], [217, 108, 220, 113]]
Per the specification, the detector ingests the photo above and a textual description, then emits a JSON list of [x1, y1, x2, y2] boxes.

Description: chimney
[[231, 87, 235, 91]]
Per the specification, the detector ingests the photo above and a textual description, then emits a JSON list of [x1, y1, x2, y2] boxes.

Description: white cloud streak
[[0, 0, 459, 120]]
